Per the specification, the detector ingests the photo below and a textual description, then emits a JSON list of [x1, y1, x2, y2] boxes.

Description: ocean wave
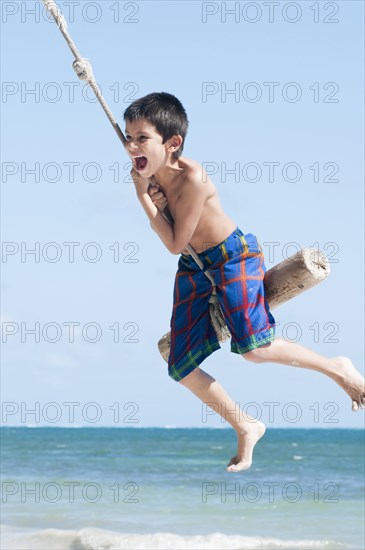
[[0, 526, 349, 550]]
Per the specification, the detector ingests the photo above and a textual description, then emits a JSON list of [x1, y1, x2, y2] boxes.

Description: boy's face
[[124, 119, 173, 179]]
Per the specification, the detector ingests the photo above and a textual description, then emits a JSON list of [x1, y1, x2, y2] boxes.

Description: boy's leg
[[242, 337, 365, 411], [179, 367, 265, 472]]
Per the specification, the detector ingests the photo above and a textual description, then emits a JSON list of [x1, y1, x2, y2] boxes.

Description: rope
[[41, 0, 229, 339], [42, 0, 125, 145]]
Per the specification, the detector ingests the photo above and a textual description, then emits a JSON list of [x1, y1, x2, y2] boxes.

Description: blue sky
[[1, 0, 364, 427]]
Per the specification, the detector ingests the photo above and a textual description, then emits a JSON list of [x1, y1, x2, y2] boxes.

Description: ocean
[[1, 427, 364, 549]]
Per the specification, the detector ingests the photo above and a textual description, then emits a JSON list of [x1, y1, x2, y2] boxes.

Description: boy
[[123, 92, 365, 472]]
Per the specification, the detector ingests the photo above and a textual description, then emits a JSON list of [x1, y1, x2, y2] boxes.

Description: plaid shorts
[[167, 226, 276, 382]]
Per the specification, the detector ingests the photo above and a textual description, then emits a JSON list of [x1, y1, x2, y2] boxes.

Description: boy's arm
[[132, 168, 206, 254], [170, 172, 206, 254], [131, 168, 176, 253]]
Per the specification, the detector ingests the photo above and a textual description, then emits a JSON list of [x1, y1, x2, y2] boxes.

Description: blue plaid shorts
[[167, 226, 276, 381]]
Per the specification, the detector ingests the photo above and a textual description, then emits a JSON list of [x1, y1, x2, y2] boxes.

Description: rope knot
[[72, 59, 94, 81]]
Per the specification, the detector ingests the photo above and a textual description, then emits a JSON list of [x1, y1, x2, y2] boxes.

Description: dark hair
[[123, 92, 189, 159]]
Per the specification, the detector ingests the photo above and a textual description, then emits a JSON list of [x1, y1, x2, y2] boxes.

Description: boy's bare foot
[[331, 357, 365, 411], [226, 421, 266, 473]]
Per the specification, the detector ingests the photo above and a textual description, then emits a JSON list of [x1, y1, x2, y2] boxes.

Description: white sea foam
[[0, 526, 349, 550]]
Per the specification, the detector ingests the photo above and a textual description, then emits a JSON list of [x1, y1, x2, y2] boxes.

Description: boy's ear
[[167, 134, 183, 153]]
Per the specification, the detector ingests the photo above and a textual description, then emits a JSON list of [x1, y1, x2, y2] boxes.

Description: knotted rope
[[41, 0, 231, 342], [42, 0, 126, 145]]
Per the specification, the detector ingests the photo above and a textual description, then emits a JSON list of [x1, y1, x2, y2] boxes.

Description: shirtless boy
[[123, 92, 365, 472]]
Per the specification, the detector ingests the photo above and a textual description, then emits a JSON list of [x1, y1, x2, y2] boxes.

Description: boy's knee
[[242, 343, 271, 363]]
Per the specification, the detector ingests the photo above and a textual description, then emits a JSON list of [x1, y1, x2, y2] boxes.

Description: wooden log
[[264, 247, 330, 309], [158, 248, 330, 363]]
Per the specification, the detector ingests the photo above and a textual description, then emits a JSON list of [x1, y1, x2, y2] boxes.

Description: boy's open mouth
[[133, 155, 148, 171]]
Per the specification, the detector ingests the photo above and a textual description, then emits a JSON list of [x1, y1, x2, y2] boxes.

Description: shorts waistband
[[181, 226, 238, 258], [180, 227, 258, 269]]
